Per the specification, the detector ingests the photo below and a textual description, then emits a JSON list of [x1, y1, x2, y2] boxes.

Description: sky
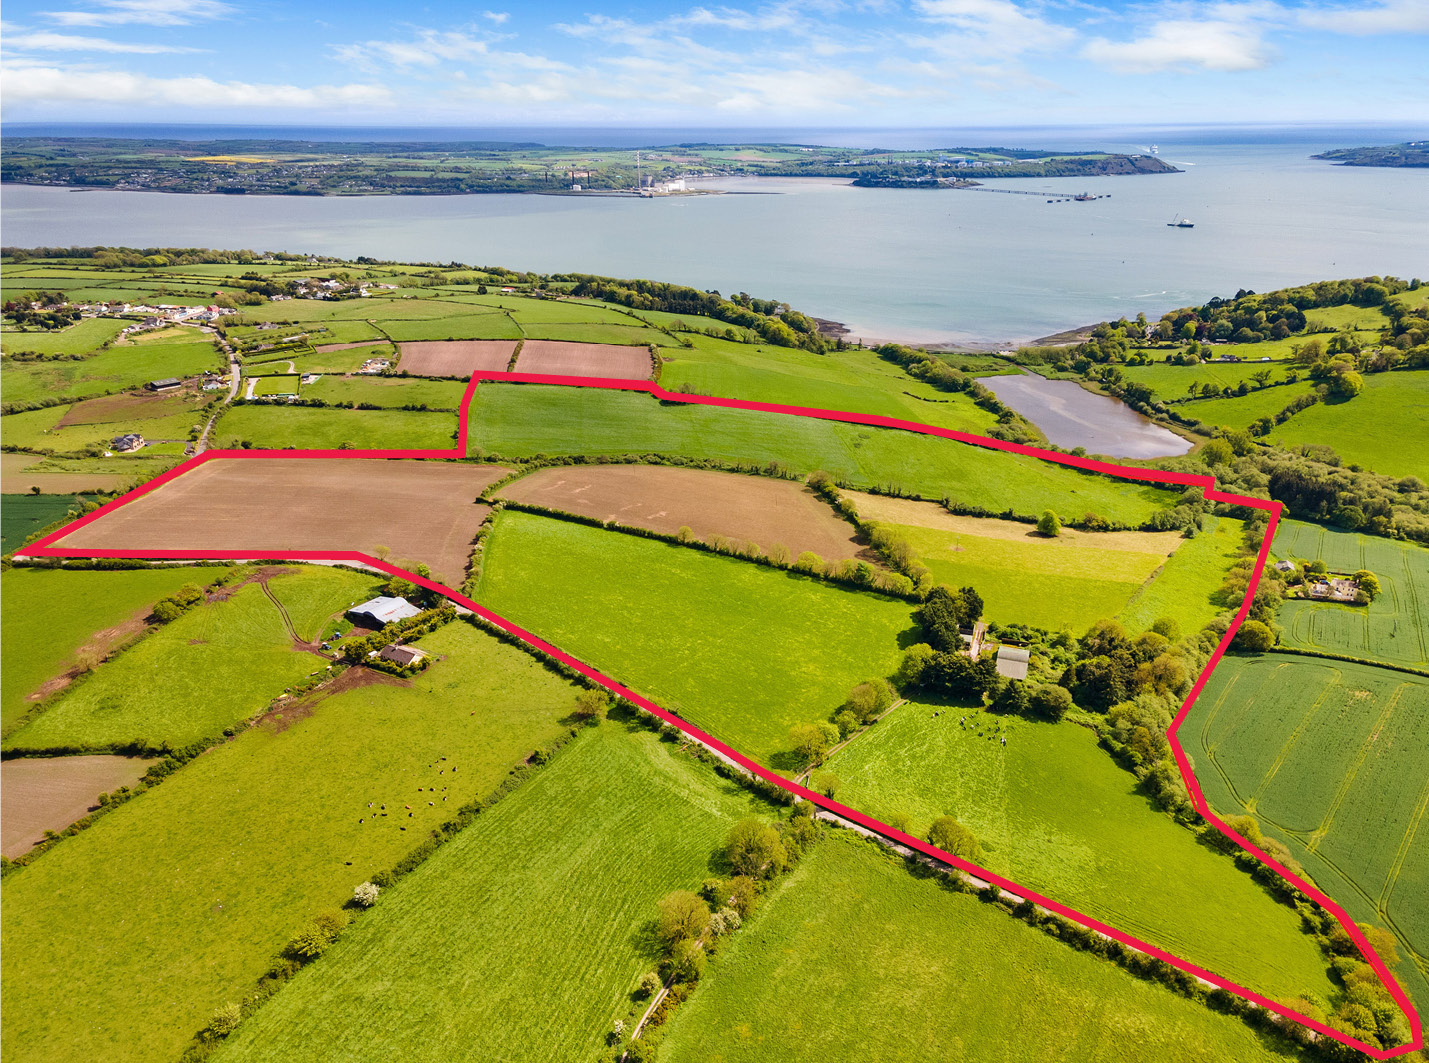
[[1, 0, 1427, 128]]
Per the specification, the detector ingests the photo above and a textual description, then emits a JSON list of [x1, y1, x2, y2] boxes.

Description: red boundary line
[[16, 370, 1421, 1059]]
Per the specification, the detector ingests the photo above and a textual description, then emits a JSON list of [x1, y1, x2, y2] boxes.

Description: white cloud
[[1, 62, 391, 109], [1082, 16, 1273, 71], [1299, 0, 1429, 33], [482, 10, 510, 24], [714, 67, 899, 110], [47, 0, 232, 27], [911, 0, 1077, 56], [2, 29, 199, 53], [334, 30, 494, 69]]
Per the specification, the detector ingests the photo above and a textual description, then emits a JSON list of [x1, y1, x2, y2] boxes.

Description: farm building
[[348, 596, 423, 627], [111, 433, 145, 453], [994, 645, 1030, 681], [1308, 577, 1359, 603], [1274, 559, 1296, 573], [377, 644, 427, 667], [147, 377, 182, 392]]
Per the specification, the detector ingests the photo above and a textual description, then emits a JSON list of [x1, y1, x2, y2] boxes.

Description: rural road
[[195, 325, 241, 454]]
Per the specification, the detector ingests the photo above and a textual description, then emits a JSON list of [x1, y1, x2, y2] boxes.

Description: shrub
[[724, 818, 787, 878], [1037, 509, 1061, 537], [571, 688, 611, 721], [353, 881, 380, 907], [286, 908, 348, 959], [662, 939, 706, 984], [811, 771, 842, 798], [204, 1002, 242, 1041], [636, 971, 663, 998], [1235, 620, 1275, 652]]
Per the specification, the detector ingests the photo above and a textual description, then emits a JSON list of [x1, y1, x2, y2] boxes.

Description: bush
[[353, 881, 380, 907], [1235, 620, 1275, 652], [662, 938, 706, 984], [1037, 509, 1061, 537], [724, 818, 787, 878], [811, 771, 842, 798], [286, 908, 348, 959], [927, 816, 981, 861], [204, 1002, 242, 1041], [636, 971, 663, 998]]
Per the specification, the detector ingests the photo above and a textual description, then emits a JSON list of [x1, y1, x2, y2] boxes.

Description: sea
[[3, 122, 1426, 347]]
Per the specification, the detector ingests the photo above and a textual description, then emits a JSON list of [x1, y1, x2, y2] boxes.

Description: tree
[[842, 678, 893, 723], [1353, 570, 1381, 600], [894, 643, 936, 689], [915, 585, 966, 651], [1235, 620, 1274, 651], [1330, 370, 1364, 398], [927, 817, 980, 861], [811, 771, 842, 798], [989, 678, 1029, 716], [353, 881, 380, 907], [1028, 683, 1073, 721], [1150, 616, 1182, 641], [663, 938, 705, 983], [1037, 509, 1061, 537], [656, 890, 710, 947], [636, 971, 663, 998], [724, 818, 786, 878], [923, 650, 997, 700], [571, 688, 611, 721], [1200, 438, 1234, 466], [788, 720, 838, 764]]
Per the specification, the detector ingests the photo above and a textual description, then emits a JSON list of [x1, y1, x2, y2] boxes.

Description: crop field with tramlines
[[1185, 654, 1429, 1011]]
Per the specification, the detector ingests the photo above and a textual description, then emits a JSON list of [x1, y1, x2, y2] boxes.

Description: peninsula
[[0, 138, 1179, 197]]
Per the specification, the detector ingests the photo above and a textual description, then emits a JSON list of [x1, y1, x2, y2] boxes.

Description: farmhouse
[[1274, 559, 1297, 573], [1308, 577, 1359, 603], [994, 645, 1031, 681], [377, 644, 427, 667], [147, 377, 182, 392], [348, 596, 423, 627], [111, 433, 145, 452]]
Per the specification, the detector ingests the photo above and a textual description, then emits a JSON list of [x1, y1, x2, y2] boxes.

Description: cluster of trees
[[339, 604, 455, 665], [1154, 277, 1413, 345], [4, 245, 316, 267], [873, 343, 1039, 443], [1280, 559, 1382, 605], [3, 290, 80, 330], [566, 275, 827, 352]]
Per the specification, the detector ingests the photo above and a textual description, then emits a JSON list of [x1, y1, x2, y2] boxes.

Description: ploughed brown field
[[397, 340, 516, 377], [497, 464, 865, 562], [1, 755, 152, 857], [513, 340, 653, 379], [50, 458, 510, 585], [56, 390, 203, 428]]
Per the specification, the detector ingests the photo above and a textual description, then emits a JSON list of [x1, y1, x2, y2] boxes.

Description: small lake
[[983, 373, 1193, 458]]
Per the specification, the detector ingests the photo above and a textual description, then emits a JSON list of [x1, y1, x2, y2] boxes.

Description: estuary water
[[3, 126, 1425, 347], [983, 372, 1192, 457]]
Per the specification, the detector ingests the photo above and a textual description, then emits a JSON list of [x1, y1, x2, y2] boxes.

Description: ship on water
[[1168, 214, 1194, 228]]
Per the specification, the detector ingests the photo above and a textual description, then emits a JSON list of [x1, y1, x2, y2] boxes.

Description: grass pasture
[[0, 492, 86, 554], [0, 620, 582, 1063], [1272, 519, 1429, 670], [841, 493, 1179, 631], [299, 374, 468, 409], [1186, 655, 1429, 1011], [0, 317, 127, 356], [478, 511, 914, 767], [1, 340, 223, 405], [1268, 371, 1429, 481], [825, 699, 1338, 1005], [657, 832, 1312, 1063], [1119, 515, 1246, 633], [658, 334, 1005, 434], [381, 312, 522, 342], [467, 384, 1176, 528], [1177, 382, 1320, 430], [3, 566, 378, 752], [213, 720, 768, 1063], [215, 404, 457, 450], [0, 566, 209, 733]]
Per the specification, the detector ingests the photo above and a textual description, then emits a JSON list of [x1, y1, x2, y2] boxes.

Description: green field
[[1119, 515, 1246, 633], [1, 339, 223, 405], [891, 521, 1173, 631], [1272, 519, 1429, 670], [1122, 357, 1298, 398], [1268, 371, 1429, 481], [0, 393, 211, 453], [0, 566, 210, 733], [0, 317, 127, 356], [250, 374, 300, 396], [1185, 655, 1429, 1012], [658, 334, 1005, 434], [213, 719, 769, 1063], [1176, 382, 1320, 430], [0, 620, 582, 1063], [478, 511, 914, 767], [300, 374, 468, 409], [0, 492, 85, 553], [825, 699, 1337, 1004], [215, 404, 457, 450], [3, 566, 377, 752], [657, 832, 1311, 1063], [468, 384, 1176, 527]]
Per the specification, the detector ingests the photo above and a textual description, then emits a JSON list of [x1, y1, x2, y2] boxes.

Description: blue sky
[[1, 0, 1426, 126]]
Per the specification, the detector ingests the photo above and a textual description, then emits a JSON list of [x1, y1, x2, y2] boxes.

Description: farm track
[[1380, 766, 1429, 912], [1306, 684, 1405, 852]]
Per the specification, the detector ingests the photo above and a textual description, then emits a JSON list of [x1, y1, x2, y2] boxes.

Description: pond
[[982, 372, 1193, 458]]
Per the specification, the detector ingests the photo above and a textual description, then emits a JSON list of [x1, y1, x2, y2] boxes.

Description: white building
[[348, 596, 423, 627]]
